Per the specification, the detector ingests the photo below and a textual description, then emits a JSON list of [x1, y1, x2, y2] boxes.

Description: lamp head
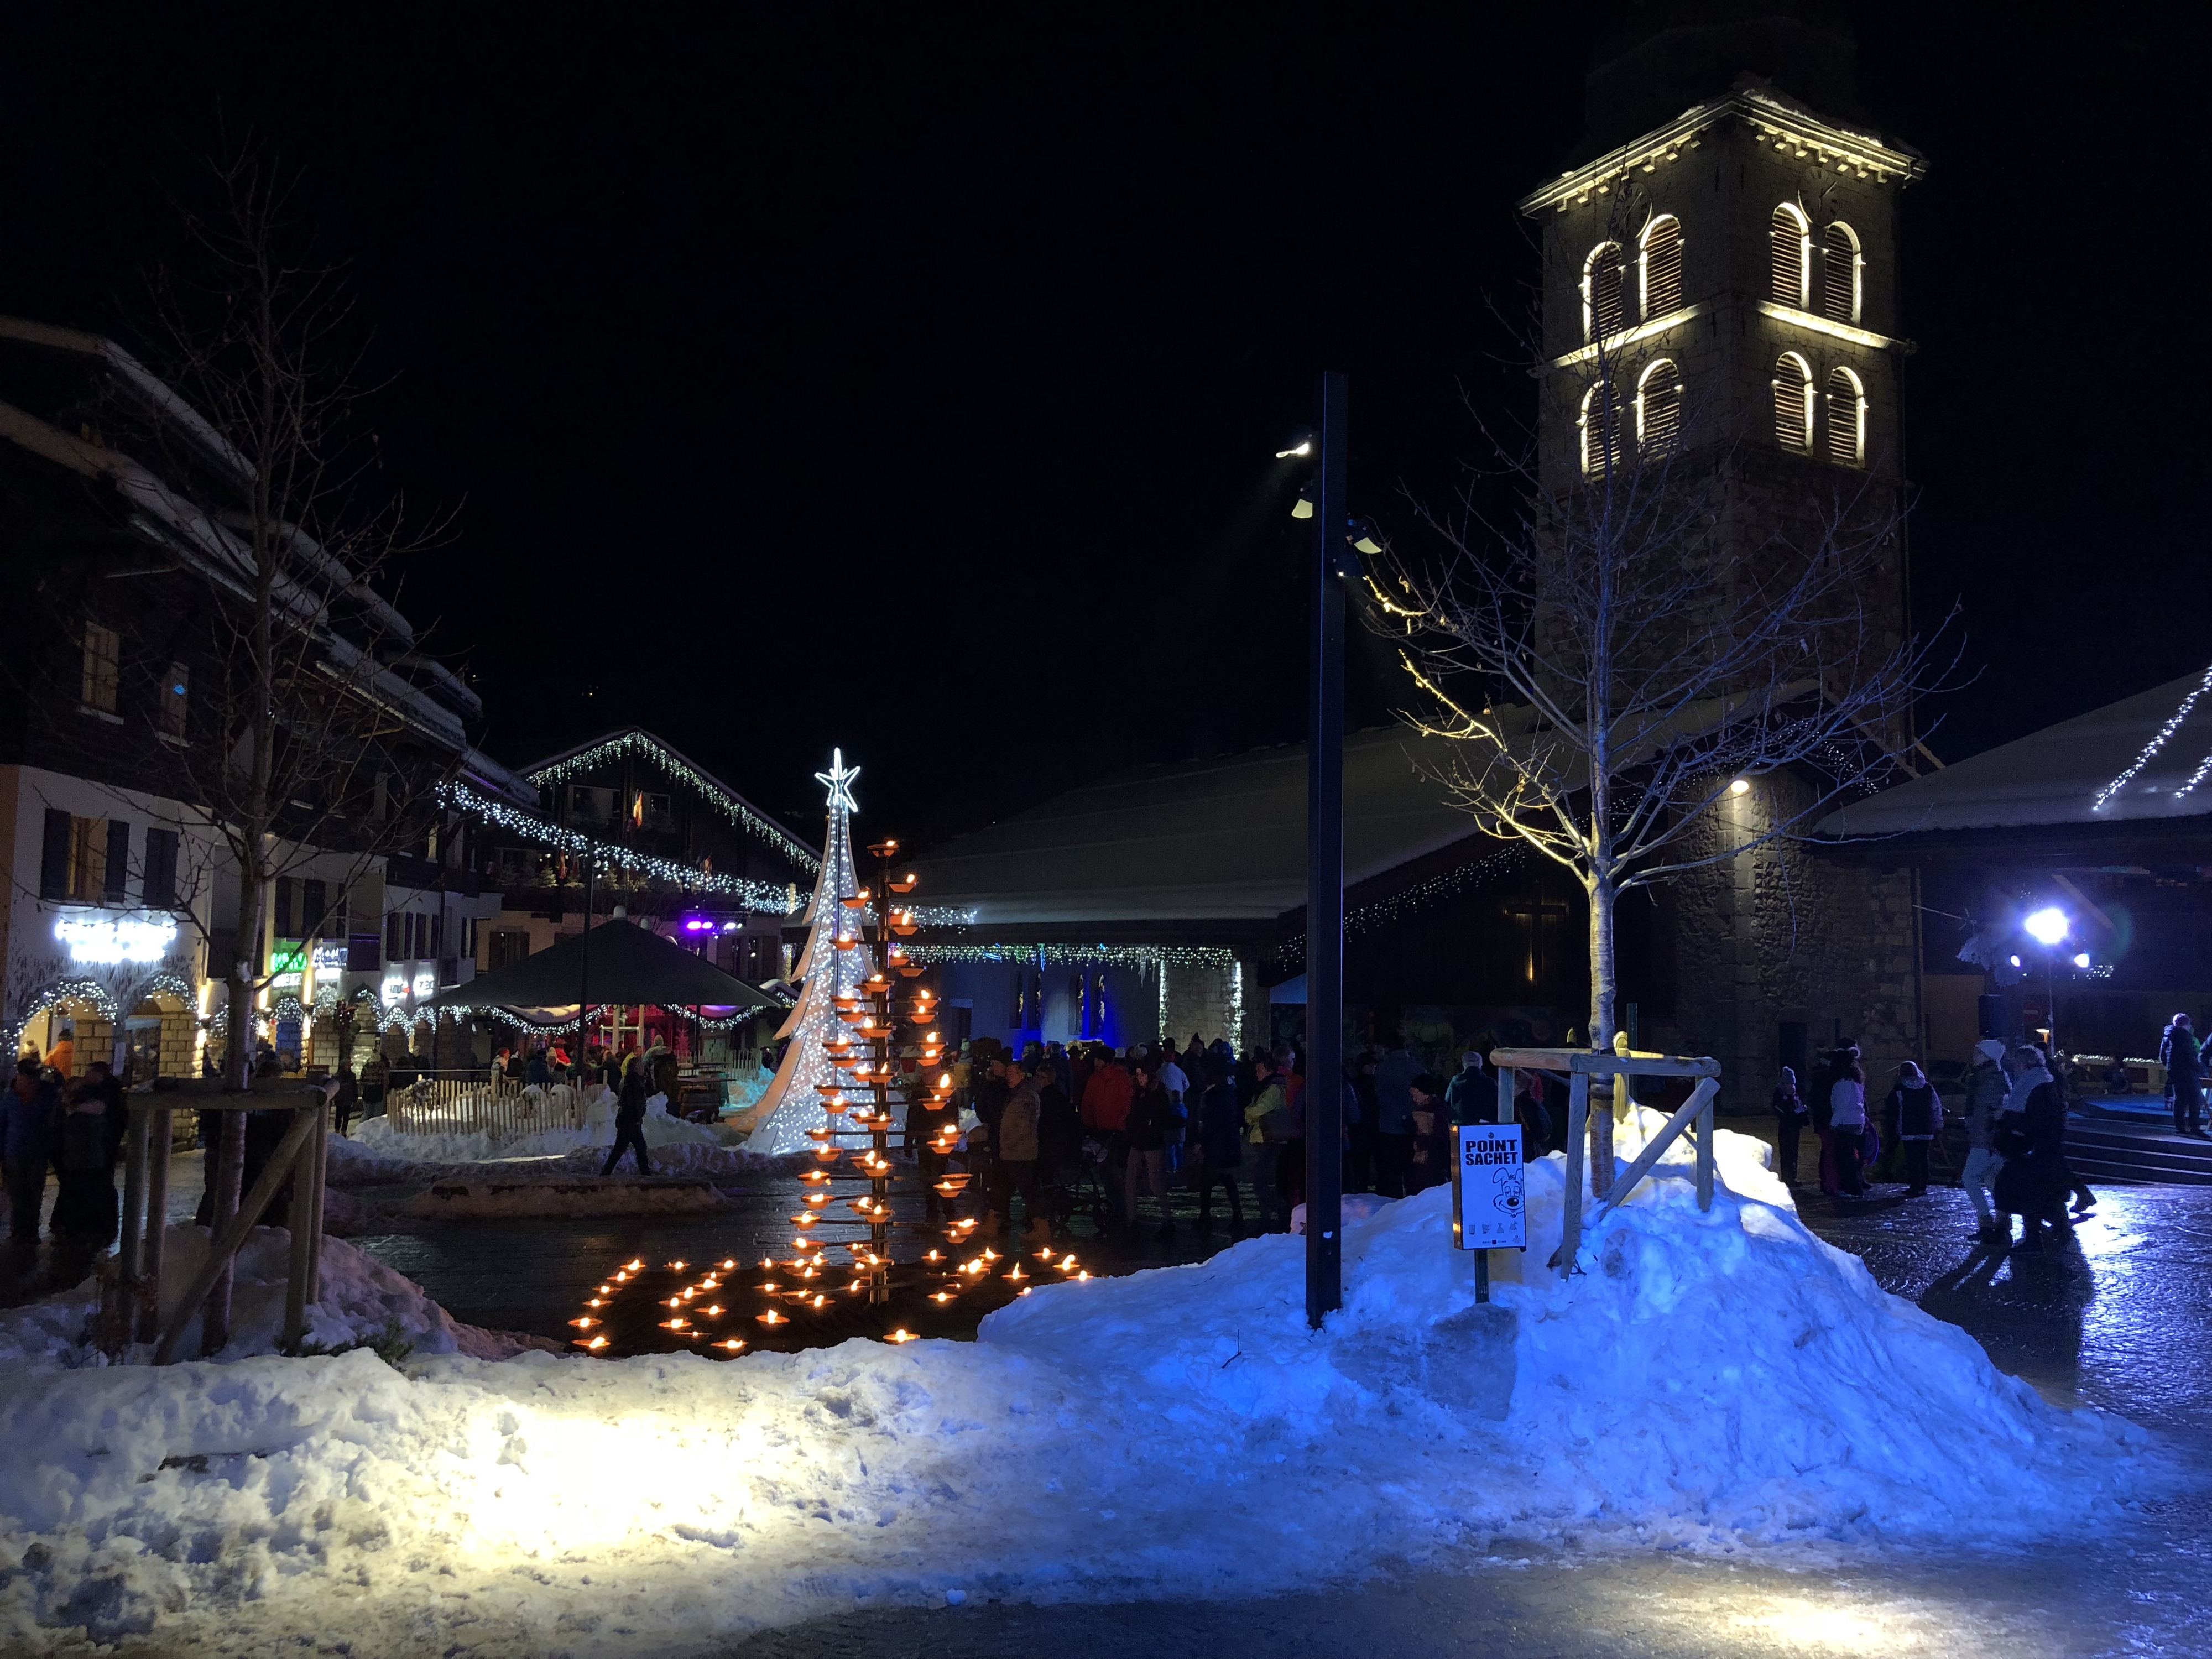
[[2023, 907, 2069, 946]]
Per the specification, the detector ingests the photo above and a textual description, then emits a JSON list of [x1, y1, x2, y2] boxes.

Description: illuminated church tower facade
[[1518, 3, 1933, 1098]]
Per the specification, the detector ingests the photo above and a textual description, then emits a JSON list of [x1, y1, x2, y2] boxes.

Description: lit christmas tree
[[748, 750, 872, 1155]]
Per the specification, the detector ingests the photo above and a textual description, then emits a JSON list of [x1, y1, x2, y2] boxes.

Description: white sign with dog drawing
[[1451, 1123, 1526, 1250]]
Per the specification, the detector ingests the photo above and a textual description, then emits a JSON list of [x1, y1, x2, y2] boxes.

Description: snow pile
[[0, 1123, 2156, 1653], [0, 1228, 533, 1376], [348, 1092, 721, 1166]]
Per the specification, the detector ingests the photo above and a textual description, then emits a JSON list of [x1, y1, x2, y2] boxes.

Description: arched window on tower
[[1635, 359, 1682, 455], [1770, 203, 1811, 309], [1772, 352, 1813, 451], [1582, 242, 1626, 342], [1825, 365, 1866, 466], [1822, 222, 1862, 324], [1579, 379, 1623, 477], [1639, 215, 1683, 320]]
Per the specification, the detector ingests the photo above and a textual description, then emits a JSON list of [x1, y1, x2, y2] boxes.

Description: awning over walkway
[[419, 920, 779, 1016]]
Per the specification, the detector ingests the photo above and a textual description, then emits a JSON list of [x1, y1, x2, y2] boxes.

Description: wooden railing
[[1491, 1044, 1721, 1279], [383, 1079, 592, 1143]]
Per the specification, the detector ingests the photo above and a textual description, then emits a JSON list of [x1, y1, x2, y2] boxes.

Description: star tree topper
[[816, 749, 860, 815]]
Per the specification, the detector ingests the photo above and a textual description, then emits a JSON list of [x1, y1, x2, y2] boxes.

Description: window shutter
[[386, 911, 403, 961], [1639, 362, 1682, 455], [1823, 225, 1858, 324], [1773, 354, 1812, 451], [1641, 217, 1683, 318], [1770, 206, 1807, 306], [1590, 248, 1625, 339], [105, 820, 131, 900], [40, 808, 71, 900], [1827, 367, 1865, 465], [144, 829, 179, 908], [275, 877, 294, 939]]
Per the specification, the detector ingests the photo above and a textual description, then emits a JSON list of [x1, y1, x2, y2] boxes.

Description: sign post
[[1451, 1121, 1526, 1302]]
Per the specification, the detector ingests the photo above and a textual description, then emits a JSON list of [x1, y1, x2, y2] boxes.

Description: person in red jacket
[[1081, 1051, 1134, 1219]]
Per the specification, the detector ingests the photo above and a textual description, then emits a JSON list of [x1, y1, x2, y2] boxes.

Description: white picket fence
[[384, 1076, 601, 1144]]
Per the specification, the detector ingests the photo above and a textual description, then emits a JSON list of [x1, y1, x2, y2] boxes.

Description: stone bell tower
[[1515, 2, 1933, 1107]]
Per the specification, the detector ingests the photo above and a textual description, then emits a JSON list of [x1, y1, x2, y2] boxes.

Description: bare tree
[[1362, 203, 1949, 1068], [114, 149, 457, 1084]]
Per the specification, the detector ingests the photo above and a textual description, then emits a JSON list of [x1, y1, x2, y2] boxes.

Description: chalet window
[[159, 662, 190, 737], [1770, 203, 1811, 309], [67, 815, 107, 902], [1773, 352, 1814, 451], [1578, 380, 1623, 477], [143, 828, 179, 908], [1823, 222, 1861, 324], [1639, 215, 1683, 319], [1581, 241, 1626, 342], [81, 622, 120, 713], [645, 792, 673, 829], [40, 810, 71, 899], [1826, 365, 1867, 466], [1635, 359, 1682, 455], [568, 785, 612, 826]]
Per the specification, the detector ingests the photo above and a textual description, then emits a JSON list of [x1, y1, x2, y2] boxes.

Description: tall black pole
[[576, 853, 594, 1063], [1306, 369, 1348, 1329]]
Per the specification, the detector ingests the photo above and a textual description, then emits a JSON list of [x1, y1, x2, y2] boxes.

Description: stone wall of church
[[1162, 959, 1240, 1049], [1647, 770, 1922, 1110]]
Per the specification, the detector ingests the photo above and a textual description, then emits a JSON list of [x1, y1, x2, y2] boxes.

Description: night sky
[[4, 4, 2201, 847]]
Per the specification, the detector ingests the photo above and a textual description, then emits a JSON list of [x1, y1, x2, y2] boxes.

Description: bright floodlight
[[2073, 952, 2091, 968], [1290, 483, 1314, 520], [2023, 907, 2069, 946], [1729, 778, 1750, 796], [1276, 440, 1312, 458]]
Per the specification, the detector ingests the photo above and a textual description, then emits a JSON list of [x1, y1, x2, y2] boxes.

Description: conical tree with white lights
[[747, 750, 876, 1155]]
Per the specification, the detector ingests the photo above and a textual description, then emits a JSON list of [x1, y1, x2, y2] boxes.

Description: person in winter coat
[[1827, 1047, 1869, 1196], [51, 1083, 118, 1244], [2161, 1014, 2204, 1138], [1123, 1062, 1176, 1238], [525, 1048, 552, 1089], [600, 1055, 652, 1177], [1886, 1061, 1941, 1195], [1407, 1073, 1447, 1194], [332, 1065, 360, 1138], [1443, 1051, 1491, 1125], [1156, 1046, 1191, 1173], [1960, 1039, 2010, 1233], [1190, 1058, 1245, 1233], [1241, 1053, 1291, 1232], [1771, 1067, 1808, 1186], [1370, 1037, 1419, 1199], [1, 1057, 59, 1243], [989, 1062, 1048, 1244], [1034, 1062, 1081, 1215], [1994, 1046, 2072, 1249], [1346, 1050, 1379, 1192]]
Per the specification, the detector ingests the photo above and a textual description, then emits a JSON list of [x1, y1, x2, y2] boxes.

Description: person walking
[[994, 1060, 1048, 1245], [1827, 1046, 1869, 1196], [51, 1081, 118, 1245], [1994, 1046, 2072, 1250], [1370, 1035, 1418, 1199], [1189, 1057, 1245, 1234], [1960, 1039, 2010, 1235], [1887, 1061, 1941, 1196], [1124, 1061, 1175, 1239], [1241, 1052, 1292, 1232], [1157, 1045, 1191, 1178], [1771, 1066, 1808, 1187], [1079, 1048, 1132, 1218], [599, 1055, 652, 1177], [2161, 1014, 2204, 1139], [332, 1064, 360, 1138], [1, 1057, 59, 1244]]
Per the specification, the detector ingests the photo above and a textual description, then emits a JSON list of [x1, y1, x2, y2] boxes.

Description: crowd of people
[[1769, 1036, 2096, 1251], [911, 1029, 1557, 1243], [1, 1048, 132, 1250]]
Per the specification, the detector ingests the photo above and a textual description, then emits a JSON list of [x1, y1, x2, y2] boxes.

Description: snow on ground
[[0, 1227, 536, 1379], [328, 1098, 800, 1190], [0, 1122, 2161, 1654]]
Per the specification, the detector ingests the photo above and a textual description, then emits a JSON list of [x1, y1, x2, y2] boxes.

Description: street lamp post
[[1306, 370, 1348, 1330]]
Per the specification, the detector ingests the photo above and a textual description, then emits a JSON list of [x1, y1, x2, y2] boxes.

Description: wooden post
[[1561, 1071, 1588, 1277], [283, 1097, 324, 1351], [306, 1093, 330, 1305], [1695, 1086, 1715, 1212], [1496, 1065, 1515, 1125], [118, 1108, 149, 1292], [156, 1106, 317, 1365], [201, 1104, 247, 1357], [138, 1108, 171, 1344]]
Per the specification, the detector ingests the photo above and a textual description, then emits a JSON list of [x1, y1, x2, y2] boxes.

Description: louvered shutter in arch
[[1823, 223, 1860, 324], [1584, 242, 1626, 341], [1640, 216, 1683, 319], [1637, 360, 1682, 455], [1827, 366, 1866, 465], [1773, 353, 1813, 451], [1770, 204, 1809, 307], [1580, 380, 1623, 477]]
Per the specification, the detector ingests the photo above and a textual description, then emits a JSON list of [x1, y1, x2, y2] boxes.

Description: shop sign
[[1450, 1123, 1526, 1250], [413, 969, 438, 997], [54, 911, 179, 965], [312, 941, 352, 973], [381, 974, 408, 1006], [269, 940, 307, 990]]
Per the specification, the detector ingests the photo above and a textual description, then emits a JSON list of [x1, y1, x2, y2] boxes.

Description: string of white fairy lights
[[1274, 842, 1530, 968], [524, 731, 822, 872], [900, 943, 1237, 971], [2095, 663, 2212, 811]]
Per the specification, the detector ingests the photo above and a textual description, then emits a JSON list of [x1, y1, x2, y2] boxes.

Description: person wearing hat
[[1961, 1038, 2010, 1234]]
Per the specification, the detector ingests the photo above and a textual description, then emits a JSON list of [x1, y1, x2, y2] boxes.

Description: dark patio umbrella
[[417, 919, 779, 1019]]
